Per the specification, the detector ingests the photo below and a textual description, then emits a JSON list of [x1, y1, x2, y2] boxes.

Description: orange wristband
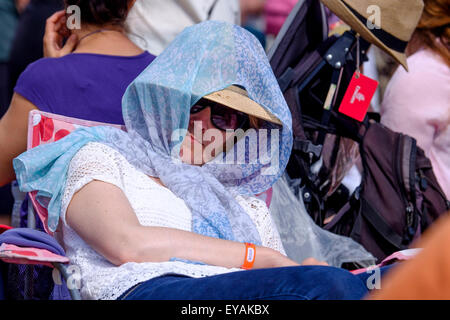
[[241, 243, 256, 270]]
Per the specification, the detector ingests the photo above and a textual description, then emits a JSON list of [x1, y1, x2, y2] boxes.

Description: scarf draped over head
[[13, 21, 293, 245]]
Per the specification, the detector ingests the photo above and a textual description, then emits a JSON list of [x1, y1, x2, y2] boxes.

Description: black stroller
[[268, 0, 371, 226], [267, 0, 449, 264]]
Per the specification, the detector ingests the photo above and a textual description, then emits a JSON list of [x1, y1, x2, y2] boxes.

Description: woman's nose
[[190, 106, 214, 131]]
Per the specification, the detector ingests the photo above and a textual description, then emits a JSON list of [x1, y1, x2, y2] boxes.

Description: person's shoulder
[[386, 49, 448, 95], [24, 55, 69, 71], [68, 142, 128, 180], [74, 141, 142, 174], [74, 142, 126, 164], [18, 55, 73, 83], [408, 49, 448, 69], [69, 141, 155, 193], [398, 49, 449, 79], [381, 49, 449, 119], [15, 56, 75, 109]]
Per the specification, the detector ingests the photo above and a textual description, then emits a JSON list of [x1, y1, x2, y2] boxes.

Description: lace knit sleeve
[[237, 196, 286, 256], [60, 142, 127, 228]]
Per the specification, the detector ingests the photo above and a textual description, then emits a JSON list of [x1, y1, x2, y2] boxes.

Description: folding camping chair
[[0, 110, 125, 300]]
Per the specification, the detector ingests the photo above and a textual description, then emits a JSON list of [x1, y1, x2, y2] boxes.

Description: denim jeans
[[118, 265, 388, 300]]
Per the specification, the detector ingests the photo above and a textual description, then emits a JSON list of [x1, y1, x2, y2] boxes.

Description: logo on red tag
[[339, 72, 379, 122]]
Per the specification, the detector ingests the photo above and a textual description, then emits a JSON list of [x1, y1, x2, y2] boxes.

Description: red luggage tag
[[338, 72, 378, 122]]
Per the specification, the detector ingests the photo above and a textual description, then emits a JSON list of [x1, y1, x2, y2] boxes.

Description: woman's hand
[[300, 257, 329, 266], [43, 11, 78, 58], [260, 249, 329, 268]]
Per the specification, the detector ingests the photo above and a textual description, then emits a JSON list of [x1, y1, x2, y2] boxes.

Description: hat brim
[[203, 86, 283, 126], [321, 0, 408, 70]]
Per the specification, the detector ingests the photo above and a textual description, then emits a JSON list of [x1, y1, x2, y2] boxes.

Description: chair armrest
[[0, 243, 69, 268]]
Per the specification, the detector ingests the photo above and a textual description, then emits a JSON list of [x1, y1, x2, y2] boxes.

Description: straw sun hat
[[204, 85, 283, 126], [321, 0, 425, 70]]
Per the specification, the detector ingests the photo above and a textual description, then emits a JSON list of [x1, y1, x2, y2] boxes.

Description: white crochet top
[[55, 142, 286, 300]]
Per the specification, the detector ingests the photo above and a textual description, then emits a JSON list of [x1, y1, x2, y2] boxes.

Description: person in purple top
[[0, 0, 155, 187]]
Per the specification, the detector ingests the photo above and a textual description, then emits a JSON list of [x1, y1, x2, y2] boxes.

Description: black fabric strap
[[361, 197, 406, 250], [292, 139, 322, 158], [278, 67, 294, 92], [342, 2, 408, 53], [324, 202, 351, 231]]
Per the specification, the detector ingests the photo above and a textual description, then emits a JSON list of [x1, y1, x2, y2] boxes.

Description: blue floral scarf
[[13, 21, 293, 245]]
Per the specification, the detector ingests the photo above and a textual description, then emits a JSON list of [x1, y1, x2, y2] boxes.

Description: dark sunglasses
[[190, 99, 249, 131]]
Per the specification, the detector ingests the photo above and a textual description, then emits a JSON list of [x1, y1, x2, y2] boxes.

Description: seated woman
[[13, 21, 370, 300]]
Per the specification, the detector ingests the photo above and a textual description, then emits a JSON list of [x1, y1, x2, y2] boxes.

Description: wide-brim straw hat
[[204, 85, 283, 126], [321, 0, 424, 70]]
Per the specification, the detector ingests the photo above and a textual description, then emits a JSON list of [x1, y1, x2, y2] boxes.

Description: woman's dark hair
[[65, 0, 132, 26]]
